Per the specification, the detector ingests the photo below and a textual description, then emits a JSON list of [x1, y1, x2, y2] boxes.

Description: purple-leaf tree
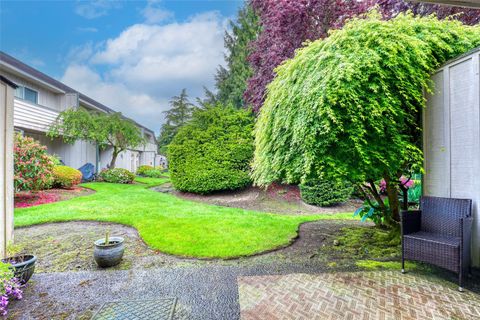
[[245, 0, 480, 112]]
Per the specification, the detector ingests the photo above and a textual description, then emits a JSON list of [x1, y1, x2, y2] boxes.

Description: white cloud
[[141, 0, 173, 24], [61, 12, 226, 133], [75, 0, 121, 19]]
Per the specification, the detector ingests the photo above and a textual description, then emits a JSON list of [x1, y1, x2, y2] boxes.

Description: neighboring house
[[0, 51, 159, 173], [423, 47, 480, 266]]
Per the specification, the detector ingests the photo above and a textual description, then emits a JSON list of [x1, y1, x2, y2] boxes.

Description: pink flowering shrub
[[14, 134, 54, 192], [0, 263, 23, 316], [379, 176, 414, 193]]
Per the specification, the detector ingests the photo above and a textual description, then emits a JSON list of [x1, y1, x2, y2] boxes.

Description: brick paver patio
[[238, 271, 480, 320]]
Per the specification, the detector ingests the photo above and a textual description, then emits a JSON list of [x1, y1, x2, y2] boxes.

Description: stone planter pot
[[2, 255, 37, 284], [93, 237, 125, 268]]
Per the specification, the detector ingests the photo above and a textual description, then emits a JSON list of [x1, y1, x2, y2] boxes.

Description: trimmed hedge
[[99, 168, 135, 184], [300, 179, 353, 207], [136, 165, 154, 176], [53, 165, 82, 189], [168, 105, 254, 194], [136, 165, 164, 178]]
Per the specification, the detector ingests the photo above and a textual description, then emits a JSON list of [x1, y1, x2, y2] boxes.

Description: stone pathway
[[238, 271, 480, 320], [9, 221, 480, 319]]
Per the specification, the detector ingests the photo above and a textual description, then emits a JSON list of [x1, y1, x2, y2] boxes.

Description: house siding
[[14, 98, 59, 133], [25, 131, 97, 170], [1, 70, 63, 111], [424, 48, 480, 266], [1, 78, 15, 258], [2, 51, 158, 173]]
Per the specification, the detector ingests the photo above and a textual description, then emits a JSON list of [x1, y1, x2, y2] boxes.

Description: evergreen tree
[[214, 3, 260, 108], [158, 89, 195, 154]]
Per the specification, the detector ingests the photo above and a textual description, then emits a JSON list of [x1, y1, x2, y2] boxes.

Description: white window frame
[[14, 85, 39, 104]]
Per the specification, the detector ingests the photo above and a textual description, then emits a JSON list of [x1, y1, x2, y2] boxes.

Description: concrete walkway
[[9, 265, 480, 320]]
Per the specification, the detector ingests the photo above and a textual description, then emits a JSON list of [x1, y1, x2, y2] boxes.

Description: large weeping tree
[[252, 12, 480, 227], [48, 108, 145, 169], [245, 0, 480, 112]]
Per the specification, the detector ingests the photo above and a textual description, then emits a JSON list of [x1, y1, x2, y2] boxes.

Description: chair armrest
[[401, 210, 421, 235], [461, 217, 473, 269]]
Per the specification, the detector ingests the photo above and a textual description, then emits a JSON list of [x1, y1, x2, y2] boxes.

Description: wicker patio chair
[[401, 196, 473, 291]]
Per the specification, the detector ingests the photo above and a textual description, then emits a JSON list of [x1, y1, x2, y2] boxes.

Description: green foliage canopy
[[169, 104, 254, 194], [215, 4, 260, 108], [158, 89, 196, 154], [252, 13, 480, 223], [48, 108, 145, 168]]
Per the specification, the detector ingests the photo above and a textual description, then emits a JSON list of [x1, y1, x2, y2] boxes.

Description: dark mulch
[[173, 184, 362, 216]]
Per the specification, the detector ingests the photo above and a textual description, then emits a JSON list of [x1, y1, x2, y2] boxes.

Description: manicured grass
[[15, 178, 356, 258]]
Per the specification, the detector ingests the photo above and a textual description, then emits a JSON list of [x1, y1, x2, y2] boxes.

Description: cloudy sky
[[0, 0, 243, 133]]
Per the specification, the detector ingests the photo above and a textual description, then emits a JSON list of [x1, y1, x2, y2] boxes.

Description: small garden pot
[[2, 254, 37, 284], [93, 236, 125, 268]]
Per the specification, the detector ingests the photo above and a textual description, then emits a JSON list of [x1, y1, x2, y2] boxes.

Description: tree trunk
[[400, 185, 408, 210], [385, 175, 400, 223], [110, 149, 119, 169]]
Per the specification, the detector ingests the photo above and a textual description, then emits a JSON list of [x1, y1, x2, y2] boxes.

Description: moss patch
[[356, 260, 418, 270], [330, 226, 401, 260]]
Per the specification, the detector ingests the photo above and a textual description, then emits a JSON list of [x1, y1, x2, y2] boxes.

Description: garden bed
[[174, 183, 362, 215], [14, 187, 94, 208]]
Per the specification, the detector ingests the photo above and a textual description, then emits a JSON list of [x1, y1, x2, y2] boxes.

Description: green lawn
[[15, 177, 356, 258]]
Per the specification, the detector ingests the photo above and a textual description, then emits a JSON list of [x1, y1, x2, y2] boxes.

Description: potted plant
[[93, 230, 125, 268], [1, 255, 37, 284]]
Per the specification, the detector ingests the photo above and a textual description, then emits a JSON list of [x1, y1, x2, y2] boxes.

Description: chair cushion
[[404, 231, 460, 247]]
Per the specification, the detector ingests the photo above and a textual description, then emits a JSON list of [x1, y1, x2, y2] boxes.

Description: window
[[14, 86, 23, 99], [14, 86, 38, 104], [24, 87, 38, 104]]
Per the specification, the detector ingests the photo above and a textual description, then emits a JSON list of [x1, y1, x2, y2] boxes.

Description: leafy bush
[[0, 262, 23, 316], [354, 199, 391, 225], [49, 154, 62, 166], [136, 165, 154, 176], [169, 105, 254, 194], [143, 169, 164, 178], [99, 168, 135, 184], [300, 179, 353, 207], [252, 12, 480, 226], [136, 165, 164, 178], [14, 134, 54, 192], [52, 165, 82, 189]]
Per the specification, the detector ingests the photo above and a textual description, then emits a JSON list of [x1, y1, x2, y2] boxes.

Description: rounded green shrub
[[300, 179, 353, 207], [168, 105, 254, 194], [99, 168, 135, 184], [14, 134, 54, 192], [143, 169, 164, 178], [53, 165, 82, 189], [136, 165, 164, 178], [136, 165, 154, 176]]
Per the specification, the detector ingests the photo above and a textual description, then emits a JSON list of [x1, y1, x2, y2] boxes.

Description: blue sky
[[0, 0, 244, 133]]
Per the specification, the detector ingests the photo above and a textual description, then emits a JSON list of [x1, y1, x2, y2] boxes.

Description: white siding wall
[[99, 147, 140, 172], [25, 132, 97, 170], [1, 80, 14, 258], [14, 98, 59, 133], [1, 71, 63, 111], [424, 49, 480, 266], [140, 151, 156, 167]]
